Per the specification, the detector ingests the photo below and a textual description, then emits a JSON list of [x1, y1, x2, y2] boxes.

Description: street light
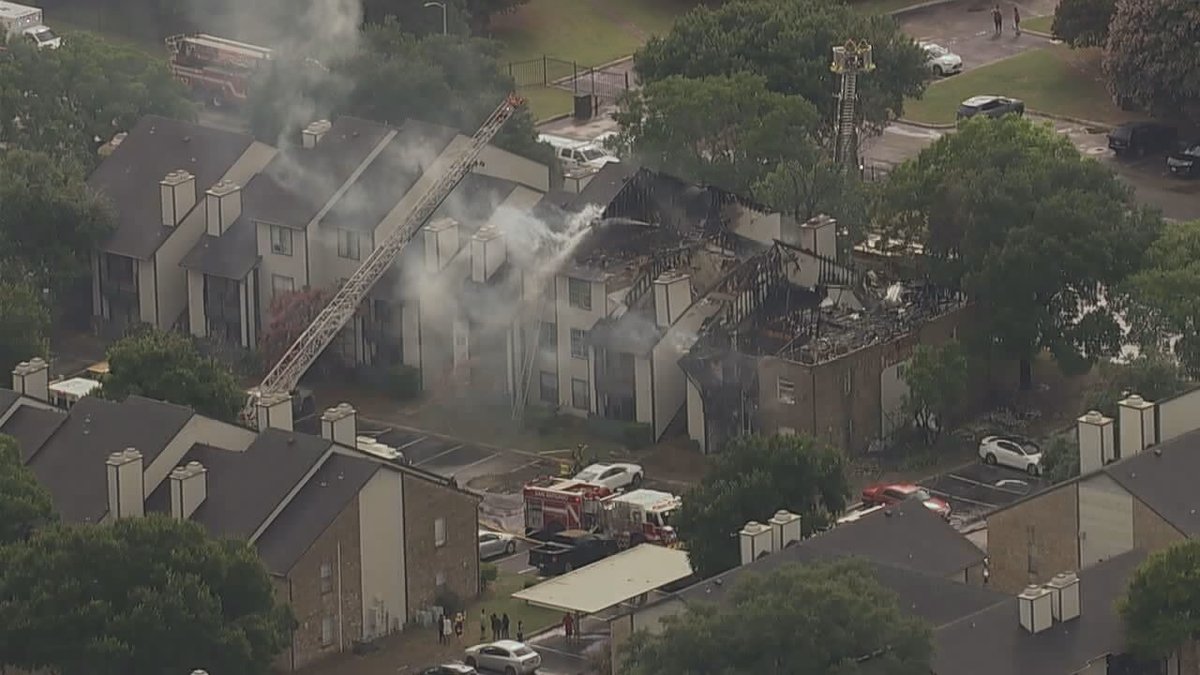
[[424, 1, 447, 36]]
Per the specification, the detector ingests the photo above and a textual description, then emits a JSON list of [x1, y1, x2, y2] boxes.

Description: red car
[[860, 483, 951, 519]]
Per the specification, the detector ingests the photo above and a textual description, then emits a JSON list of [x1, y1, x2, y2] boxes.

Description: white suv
[[920, 41, 963, 77]]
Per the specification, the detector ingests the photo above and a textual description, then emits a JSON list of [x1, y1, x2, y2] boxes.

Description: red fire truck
[[165, 33, 273, 106], [523, 477, 680, 546]]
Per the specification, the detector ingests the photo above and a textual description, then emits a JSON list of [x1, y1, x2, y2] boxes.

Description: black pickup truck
[[528, 530, 618, 576]]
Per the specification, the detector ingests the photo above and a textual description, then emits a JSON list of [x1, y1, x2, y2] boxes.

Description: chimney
[[105, 448, 145, 520], [1018, 584, 1053, 634], [302, 119, 332, 149], [1045, 571, 1081, 622], [11, 357, 50, 402], [1077, 410, 1115, 474], [169, 461, 207, 520], [424, 218, 460, 273], [653, 272, 692, 328], [768, 510, 802, 550], [471, 225, 507, 283], [160, 170, 197, 227], [738, 521, 774, 565], [798, 215, 838, 261], [205, 179, 242, 237], [320, 402, 358, 447], [1118, 394, 1156, 457], [256, 392, 294, 432]]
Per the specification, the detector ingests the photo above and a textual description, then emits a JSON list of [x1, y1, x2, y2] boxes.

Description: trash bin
[[573, 93, 594, 121]]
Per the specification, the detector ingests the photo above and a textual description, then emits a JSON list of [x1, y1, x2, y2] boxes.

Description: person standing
[[516, 620, 525, 643], [992, 5, 1003, 36], [501, 613, 511, 639], [438, 613, 447, 644], [479, 609, 487, 641], [454, 612, 464, 640], [491, 613, 501, 640], [1013, 6, 1021, 35], [563, 613, 574, 642]]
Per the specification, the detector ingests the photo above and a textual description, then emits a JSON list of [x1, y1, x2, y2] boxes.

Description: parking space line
[[925, 487, 998, 508], [396, 435, 429, 450], [947, 473, 1031, 496], [414, 444, 464, 467]]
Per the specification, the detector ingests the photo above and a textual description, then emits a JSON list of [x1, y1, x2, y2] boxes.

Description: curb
[[1024, 28, 1053, 39], [1028, 110, 1114, 131], [897, 117, 956, 130], [886, 0, 965, 17]]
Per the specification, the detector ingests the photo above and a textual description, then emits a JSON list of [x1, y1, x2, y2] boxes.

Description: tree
[[675, 434, 848, 577], [1120, 540, 1200, 660], [101, 328, 244, 422], [874, 115, 1161, 388], [1082, 352, 1190, 415], [0, 435, 56, 546], [0, 32, 195, 168], [0, 282, 50, 379], [1051, 0, 1115, 47], [260, 287, 334, 369], [899, 340, 968, 445], [0, 516, 294, 675], [751, 153, 870, 245], [622, 559, 933, 675], [611, 73, 820, 195], [634, 0, 927, 133], [1103, 0, 1200, 118], [1122, 221, 1200, 375], [0, 150, 117, 299], [1040, 435, 1081, 483]]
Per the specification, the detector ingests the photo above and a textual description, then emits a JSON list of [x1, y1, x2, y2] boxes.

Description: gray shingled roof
[[1104, 428, 1200, 536], [179, 224, 260, 280], [0, 389, 19, 414], [255, 453, 381, 574], [27, 395, 193, 522], [0, 404, 66, 462], [91, 116, 255, 260], [933, 549, 1148, 675]]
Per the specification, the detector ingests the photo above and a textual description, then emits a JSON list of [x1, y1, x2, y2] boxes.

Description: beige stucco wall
[[476, 144, 550, 193], [357, 467, 407, 639], [155, 201, 208, 331], [144, 416, 258, 494], [187, 269, 206, 338], [554, 274, 604, 416], [256, 221, 310, 320], [634, 355, 653, 424], [137, 258, 157, 325]]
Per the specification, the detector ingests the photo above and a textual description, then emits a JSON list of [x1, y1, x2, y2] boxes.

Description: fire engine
[[165, 33, 273, 106], [523, 477, 681, 546]]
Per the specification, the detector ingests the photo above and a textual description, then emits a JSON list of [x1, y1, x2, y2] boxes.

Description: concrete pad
[[898, 0, 1057, 69]]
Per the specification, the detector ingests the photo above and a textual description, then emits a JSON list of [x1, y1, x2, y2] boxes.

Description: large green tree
[[0, 435, 57, 547], [1120, 540, 1200, 661], [0, 282, 50, 379], [874, 115, 1161, 388], [634, 0, 927, 133], [102, 328, 244, 422], [1051, 0, 1115, 47], [1122, 221, 1200, 375], [899, 340, 969, 445], [751, 154, 870, 243], [622, 559, 933, 675], [0, 32, 194, 167], [0, 516, 293, 675], [1103, 0, 1200, 118], [676, 434, 848, 577]]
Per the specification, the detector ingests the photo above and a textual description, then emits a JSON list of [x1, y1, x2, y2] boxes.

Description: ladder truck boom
[[243, 93, 526, 422]]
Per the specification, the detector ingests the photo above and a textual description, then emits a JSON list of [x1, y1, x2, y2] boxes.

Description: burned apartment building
[[681, 218, 971, 455]]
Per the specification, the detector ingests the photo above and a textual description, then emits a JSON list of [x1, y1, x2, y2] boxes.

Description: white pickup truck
[[0, 1, 61, 49]]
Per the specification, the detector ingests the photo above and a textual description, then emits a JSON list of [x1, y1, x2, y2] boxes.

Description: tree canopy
[[362, 0, 528, 35], [622, 558, 933, 675], [634, 0, 927, 133], [0, 282, 50, 379], [1051, 0, 1115, 47], [260, 287, 334, 369], [0, 435, 57, 547], [1103, 0, 1200, 119], [101, 328, 244, 421], [1121, 221, 1200, 375], [899, 340, 969, 444], [0, 516, 294, 675], [874, 115, 1161, 387], [1120, 540, 1200, 660], [675, 433, 848, 577]]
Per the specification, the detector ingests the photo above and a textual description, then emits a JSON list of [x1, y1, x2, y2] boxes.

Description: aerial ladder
[[830, 39, 875, 170], [242, 93, 526, 424]]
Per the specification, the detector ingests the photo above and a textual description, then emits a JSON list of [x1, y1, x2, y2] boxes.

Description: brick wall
[[402, 474, 480, 617], [285, 497, 364, 670], [1132, 497, 1186, 552], [986, 482, 1079, 593]]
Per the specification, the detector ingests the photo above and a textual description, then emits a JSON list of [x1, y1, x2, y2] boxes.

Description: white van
[[538, 134, 619, 171], [0, 1, 61, 49]]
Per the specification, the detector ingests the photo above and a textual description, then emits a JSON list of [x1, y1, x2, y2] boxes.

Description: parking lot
[[924, 461, 1047, 528]]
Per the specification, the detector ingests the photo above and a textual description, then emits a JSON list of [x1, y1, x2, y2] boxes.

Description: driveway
[[898, 0, 1057, 69]]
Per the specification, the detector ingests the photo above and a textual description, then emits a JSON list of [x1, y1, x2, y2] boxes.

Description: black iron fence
[[506, 55, 632, 104]]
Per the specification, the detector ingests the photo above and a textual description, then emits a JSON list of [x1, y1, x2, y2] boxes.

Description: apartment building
[[3, 360, 479, 671]]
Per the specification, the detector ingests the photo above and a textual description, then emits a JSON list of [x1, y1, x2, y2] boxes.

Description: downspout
[[153, 254, 160, 327], [337, 540, 345, 652]]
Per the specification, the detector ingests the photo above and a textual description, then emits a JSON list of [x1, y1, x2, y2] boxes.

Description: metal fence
[[506, 56, 632, 104]]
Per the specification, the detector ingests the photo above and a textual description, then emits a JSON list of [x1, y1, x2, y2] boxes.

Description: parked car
[[956, 95, 1025, 120], [860, 482, 951, 519], [528, 530, 619, 575], [420, 664, 478, 675], [464, 640, 541, 675], [1107, 121, 1178, 158], [979, 435, 1043, 475], [1167, 139, 1200, 177], [478, 529, 518, 559], [573, 462, 643, 491], [920, 41, 963, 76]]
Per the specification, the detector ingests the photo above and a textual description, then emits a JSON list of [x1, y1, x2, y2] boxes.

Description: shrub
[[480, 563, 499, 591]]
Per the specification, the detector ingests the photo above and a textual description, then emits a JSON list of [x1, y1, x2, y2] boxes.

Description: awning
[[512, 544, 693, 615]]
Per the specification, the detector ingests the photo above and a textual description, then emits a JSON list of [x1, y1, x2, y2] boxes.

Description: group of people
[[436, 611, 466, 645], [437, 609, 526, 646], [992, 4, 1022, 36]]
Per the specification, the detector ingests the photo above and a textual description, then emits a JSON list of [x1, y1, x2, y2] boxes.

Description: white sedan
[[464, 640, 541, 675], [574, 462, 644, 491], [920, 41, 963, 77], [979, 436, 1043, 475]]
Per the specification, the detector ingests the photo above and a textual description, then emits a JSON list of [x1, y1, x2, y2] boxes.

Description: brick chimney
[[256, 392, 294, 432], [11, 357, 50, 402], [320, 403, 358, 447], [169, 461, 208, 520], [302, 119, 332, 149], [105, 448, 145, 520], [653, 271, 692, 328], [1076, 410, 1114, 474], [205, 179, 242, 237], [1118, 394, 1156, 457], [738, 521, 773, 565], [160, 170, 197, 227]]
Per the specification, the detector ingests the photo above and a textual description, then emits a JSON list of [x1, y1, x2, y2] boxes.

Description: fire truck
[[522, 477, 680, 546], [165, 33, 273, 106]]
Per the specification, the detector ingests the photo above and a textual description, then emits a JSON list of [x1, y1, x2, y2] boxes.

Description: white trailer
[[0, 1, 60, 49]]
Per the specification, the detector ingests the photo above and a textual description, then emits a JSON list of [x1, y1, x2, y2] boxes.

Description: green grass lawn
[[902, 46, 1138, 126], [468, 569, 561, 638], [1023, 14, 1054, 34], [518, 86, 577, 122], [851, 0, 933, 15]]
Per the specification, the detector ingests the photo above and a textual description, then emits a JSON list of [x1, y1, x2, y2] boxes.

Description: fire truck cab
[[522, 477, 613, 539], [603, 489, 681, 546], [165, 33, 273, 107]]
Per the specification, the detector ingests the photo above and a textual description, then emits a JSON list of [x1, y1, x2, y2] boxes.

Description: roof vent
[[1018, 585, 1053, 633], [1045, 572, 1080, 622]]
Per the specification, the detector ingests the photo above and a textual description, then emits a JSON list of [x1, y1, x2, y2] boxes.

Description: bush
[[434, 587, 463, 615], [1041, 435, 1080, 483], [385, 364, 421, 400], [621, 423, 654, 450], [480, 563, 499, 591], [523, 577, 540, 589]]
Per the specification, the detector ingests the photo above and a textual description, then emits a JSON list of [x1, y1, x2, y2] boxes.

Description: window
[[777, 377, 795, 405], [434, 517, 446, 547], [320, 616, 334, 647], [540, 371, 558, 403], [567, 277, 592, 310], [271, 274, 294, 298], [269, 225, 293, 256], [337, 229, 361, 260], [540, 321, 557, 347], [571, 378, 590, 411], [435, 571, 446, 587], [570, 328, 589, 360], [319, 561, 333, 594]]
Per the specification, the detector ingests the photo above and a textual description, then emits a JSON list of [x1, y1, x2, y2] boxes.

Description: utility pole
[[424, 1, 448, 35], [829, 39, 875, 171]]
